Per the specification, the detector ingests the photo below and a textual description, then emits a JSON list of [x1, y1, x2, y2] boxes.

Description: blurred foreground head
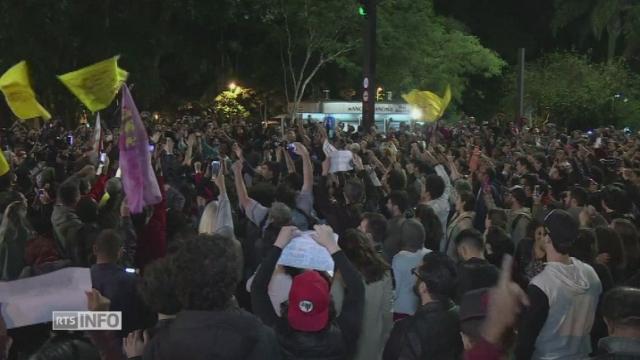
[[171, 234, 240, 310]]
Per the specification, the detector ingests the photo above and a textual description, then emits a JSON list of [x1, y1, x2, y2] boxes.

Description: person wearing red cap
[[251, 225, 365, 359]]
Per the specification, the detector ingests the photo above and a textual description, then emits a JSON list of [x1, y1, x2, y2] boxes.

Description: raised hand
[[232, 143, 243, 160], [231, 160, 243, 175], [85, 289, 111, 312], [293, 142, 309, 157], [274, 226, 299, 249], [481, 255, 529, 344], [311, 224, 340, 254], [123, 330, 149, 358]]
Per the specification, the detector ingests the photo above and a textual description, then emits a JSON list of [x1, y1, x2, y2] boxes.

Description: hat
[[459, 288, 490, 338], [288, 271, 330, 332], [544, 209, 578, 252]]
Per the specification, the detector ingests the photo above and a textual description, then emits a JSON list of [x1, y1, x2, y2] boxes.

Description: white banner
[[0, 268, 91, 328]]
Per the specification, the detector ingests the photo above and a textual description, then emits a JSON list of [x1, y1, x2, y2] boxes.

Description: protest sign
[[0, 267, 91, 329], [329, 150, 354, 173], [277, 231, 339, 272]]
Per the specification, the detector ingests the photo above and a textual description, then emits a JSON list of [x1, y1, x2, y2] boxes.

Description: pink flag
[[119, 85, 162, 213]]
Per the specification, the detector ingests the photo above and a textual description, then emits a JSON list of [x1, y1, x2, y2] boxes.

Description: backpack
[[511, 212, 532, 236]]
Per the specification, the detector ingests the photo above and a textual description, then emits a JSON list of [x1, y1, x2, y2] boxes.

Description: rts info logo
[[52, 311, 122, 330]]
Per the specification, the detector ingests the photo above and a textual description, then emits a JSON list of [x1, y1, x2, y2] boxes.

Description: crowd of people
[[1, 113, 640, 360]]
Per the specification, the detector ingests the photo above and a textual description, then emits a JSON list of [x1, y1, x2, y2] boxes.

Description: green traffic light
[[358, 6, 367, 16]]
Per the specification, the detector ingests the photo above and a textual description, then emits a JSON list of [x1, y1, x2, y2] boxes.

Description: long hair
[[198, 200, 219, 234], [612, 219, 640, 270], [339, 229, 390, 284], [0, 201, 32, 242], [414, 204, 443, 251], [595, 226, 625, 269]]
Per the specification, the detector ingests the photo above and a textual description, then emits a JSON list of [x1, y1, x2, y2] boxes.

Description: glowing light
[[228, 82, 237, 91], [411, 107, 422, 120]]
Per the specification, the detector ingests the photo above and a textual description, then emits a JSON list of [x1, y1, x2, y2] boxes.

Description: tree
[[263, 0, 360, 120], [375, 0, 505, 108], [501, 52, 640, 129], [0, 0, 264, 115], [551, 0, 640, 63], [212, 85, 257, 124]]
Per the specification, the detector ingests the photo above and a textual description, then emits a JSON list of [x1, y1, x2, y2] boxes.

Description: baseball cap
[[287, 271, 330, 332], [544, 209, 578, 252]]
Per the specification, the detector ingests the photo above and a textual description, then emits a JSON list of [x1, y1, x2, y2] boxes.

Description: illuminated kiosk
[[289, 101, 416, 132]]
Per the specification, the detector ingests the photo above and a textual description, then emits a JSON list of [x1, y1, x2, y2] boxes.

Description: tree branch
[[295, 45, 354, 104], [281, 0, 297, 88], [280, 44, 290, 106]]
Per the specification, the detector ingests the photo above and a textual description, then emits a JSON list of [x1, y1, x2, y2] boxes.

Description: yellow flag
[[0, 61, 52, 121], [0, 150, 9, 176], [58, 56, 128, 112], [402, 85, 452, 122]]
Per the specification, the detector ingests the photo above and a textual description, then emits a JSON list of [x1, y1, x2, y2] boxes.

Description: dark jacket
[[455, 257, 499, 302], [75, 222, 101, 266], [314, 176, 363, 239], [251, 246, 365, 360], [91, 263, 147, 336], [98, 194, 124, 230], [383, 300, 463, 360], [473, 183, 502, 233], [276, 323, 346, 360], [51, 203, 84, 260], [384, 215, 405, 261], [143, 309, 281, 360]]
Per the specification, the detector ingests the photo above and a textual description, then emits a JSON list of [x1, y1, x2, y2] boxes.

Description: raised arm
[[434, 162, 452, 201], [232, 159, 268, 227], [232, 160, 251, 211], [294, 142, 313, 193], [251, 226, 298, 327], [282, 147, 296, 175], [312, 225, 364, 354], [213, 172, 234, 233], [182, 133, 196, 167]]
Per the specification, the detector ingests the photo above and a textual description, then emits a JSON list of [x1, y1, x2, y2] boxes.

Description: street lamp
[[228, 82, 237, 91]]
